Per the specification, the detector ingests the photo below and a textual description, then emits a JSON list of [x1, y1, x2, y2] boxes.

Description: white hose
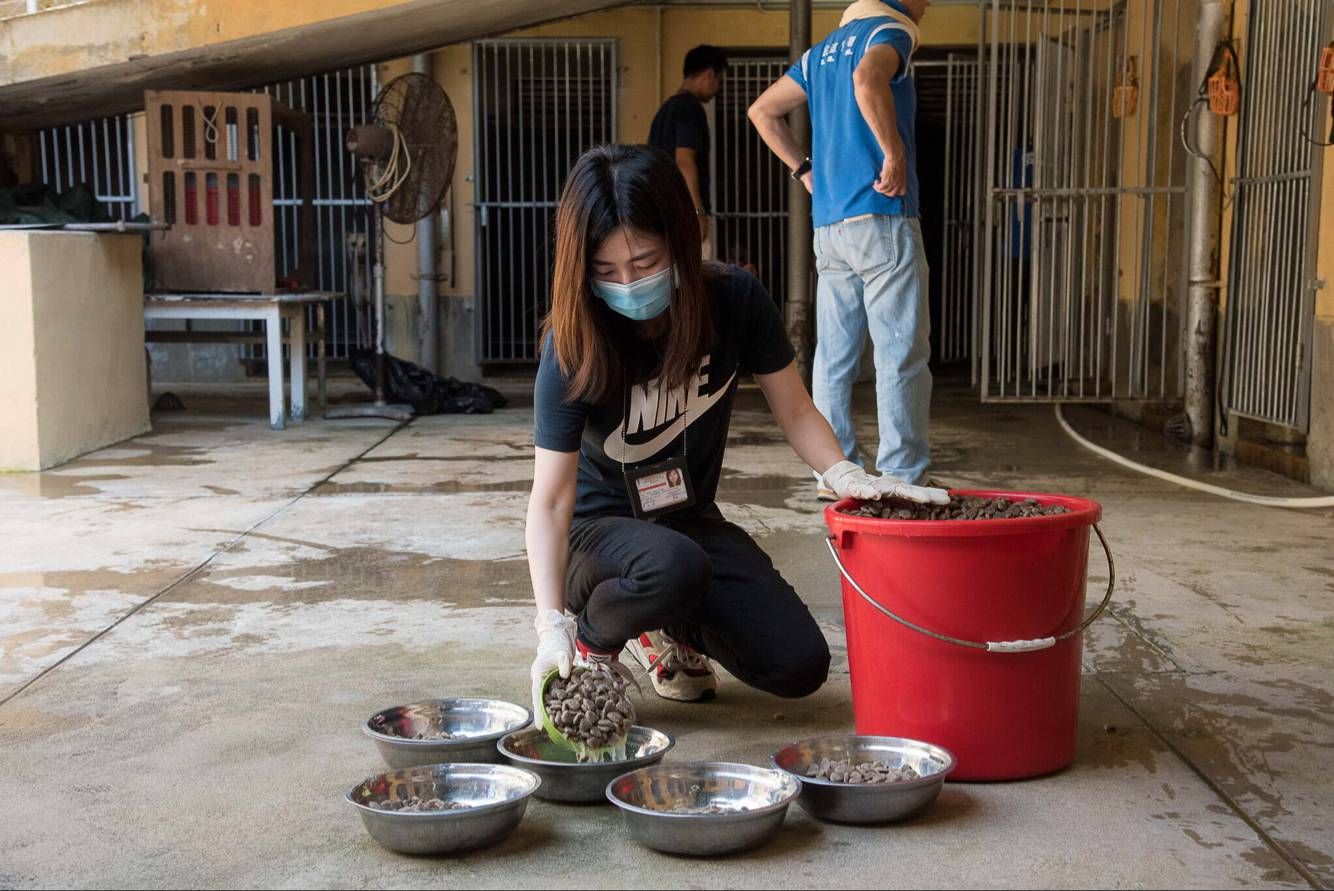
[[1054, 405, 1334, 509], [365, 124, 412, 204]]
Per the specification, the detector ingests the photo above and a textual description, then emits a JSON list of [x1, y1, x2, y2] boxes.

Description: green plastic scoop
[[537, 667, 636, 763]]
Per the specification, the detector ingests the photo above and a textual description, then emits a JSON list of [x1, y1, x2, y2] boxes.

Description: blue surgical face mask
[[592, 265, 674, 321]]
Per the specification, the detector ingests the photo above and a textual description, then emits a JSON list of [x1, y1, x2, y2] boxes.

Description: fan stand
[[326, 168, 413, 423]]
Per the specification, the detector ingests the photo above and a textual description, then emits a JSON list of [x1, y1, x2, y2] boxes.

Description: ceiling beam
[[0, 0, 627, 130]]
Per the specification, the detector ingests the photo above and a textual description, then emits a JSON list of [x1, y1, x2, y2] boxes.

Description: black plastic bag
[[349, 349, 508, 415], [0, 183, 112, 225]]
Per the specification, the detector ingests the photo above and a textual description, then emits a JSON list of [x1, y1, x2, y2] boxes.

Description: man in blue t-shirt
[[749, 0, 933, 490]]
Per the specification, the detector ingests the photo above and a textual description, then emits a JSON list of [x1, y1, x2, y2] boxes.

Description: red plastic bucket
[[824, 490, 1113, 781]]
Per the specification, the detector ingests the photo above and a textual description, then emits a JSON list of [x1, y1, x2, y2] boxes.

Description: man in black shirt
[[648, 45, 728, 255]]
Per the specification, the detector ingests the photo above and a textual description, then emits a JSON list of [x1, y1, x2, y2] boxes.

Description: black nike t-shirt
[[534, 266, 795, 519]]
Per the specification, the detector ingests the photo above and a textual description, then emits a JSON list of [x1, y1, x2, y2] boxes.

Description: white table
[[144, 291, 336, 430]]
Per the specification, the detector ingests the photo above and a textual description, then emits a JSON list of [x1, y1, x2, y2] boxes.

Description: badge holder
[[625, 456, 696, 520]]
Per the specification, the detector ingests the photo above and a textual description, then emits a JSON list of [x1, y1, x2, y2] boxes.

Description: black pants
[[566, 504, 831, 699]]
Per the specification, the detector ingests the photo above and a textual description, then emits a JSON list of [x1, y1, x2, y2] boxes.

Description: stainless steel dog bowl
[[364, 699, 531, 769], [497, 725, 675, 803], [346, 763, 540, 855], [770, 735, 956, 824], [605, 762, 801, 856]]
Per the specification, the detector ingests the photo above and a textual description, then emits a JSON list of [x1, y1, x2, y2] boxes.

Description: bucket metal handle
[[824, 523, 1115, 654]]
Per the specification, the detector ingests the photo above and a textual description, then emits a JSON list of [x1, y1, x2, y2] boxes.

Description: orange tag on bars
[[1318, 43, 1334, 94], [1206, 42, 1240, 116], [1113, 57, 1139, 119], [1208, 70, 1240, 115]]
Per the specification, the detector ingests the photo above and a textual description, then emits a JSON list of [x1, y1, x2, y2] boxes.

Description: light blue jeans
[[812, 214, 932, 484]]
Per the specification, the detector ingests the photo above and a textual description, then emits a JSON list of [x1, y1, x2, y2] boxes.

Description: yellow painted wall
[[0, 231, 150, 471], [0, 231, 40, 469]]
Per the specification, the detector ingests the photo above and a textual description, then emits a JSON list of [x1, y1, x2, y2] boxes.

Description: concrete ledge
[[0, 230, 150, 470]]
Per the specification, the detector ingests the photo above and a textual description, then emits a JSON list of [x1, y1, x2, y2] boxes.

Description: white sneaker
[[626, 631, 718, 703]]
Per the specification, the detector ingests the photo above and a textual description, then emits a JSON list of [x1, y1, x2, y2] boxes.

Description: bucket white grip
[[986, 638, 1057, 653], [824, 524, 1115, 654]]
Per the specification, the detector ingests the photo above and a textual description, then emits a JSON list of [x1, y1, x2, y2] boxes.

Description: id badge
[[624, 456, 696, 519]]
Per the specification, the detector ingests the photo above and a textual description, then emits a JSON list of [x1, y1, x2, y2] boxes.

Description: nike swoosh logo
[[603, 370, 738, 464]]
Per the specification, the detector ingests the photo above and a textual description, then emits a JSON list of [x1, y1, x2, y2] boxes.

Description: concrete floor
[[1, 377, 1331, 889]]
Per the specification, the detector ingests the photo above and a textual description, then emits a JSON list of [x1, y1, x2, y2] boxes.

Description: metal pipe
[[372, 196, 388, 403], [413, 53, 440, 373], [1183, 0, 1225, 448], [786, 0, 813, 381]]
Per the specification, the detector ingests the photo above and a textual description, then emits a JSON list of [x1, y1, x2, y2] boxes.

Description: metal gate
[[979, 0, 1191, 401], [474, 38, 617, 364], [1223, 1, 1331, 431], [915, 56, 984, 369], [713, 56, 790, 307], [256, 65, 377, 358], [35, 115, 139, 220]]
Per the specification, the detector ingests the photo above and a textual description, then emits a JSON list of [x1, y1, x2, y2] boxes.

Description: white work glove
[[530, 608, 576, 723], [871, 473, 950, 505], [821, 460, 949, 505]]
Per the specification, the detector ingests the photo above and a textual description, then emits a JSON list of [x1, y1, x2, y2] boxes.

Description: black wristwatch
[[790, 157, 812, 180]]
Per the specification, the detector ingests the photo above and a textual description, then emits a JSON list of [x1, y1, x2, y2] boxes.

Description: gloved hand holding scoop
[[530, 608, 576, 720], [538, 663, 637, 763]]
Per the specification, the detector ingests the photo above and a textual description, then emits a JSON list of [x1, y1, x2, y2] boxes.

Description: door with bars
[[254, 65, 378, 359], [979, 0, 1193, 402], [1224, 1, 1331, 432], [473, 39, 617, 364], [35, 117, 139, 220], [712, 56, 791, 308], [34, 65, 376, 361], [915, 56, 984, 371]]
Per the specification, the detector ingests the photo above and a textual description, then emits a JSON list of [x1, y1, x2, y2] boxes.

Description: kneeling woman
[[526, 145, 944, 713]]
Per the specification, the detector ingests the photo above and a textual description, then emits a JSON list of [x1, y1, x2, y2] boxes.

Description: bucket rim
[[825, 489, 1103, 538]]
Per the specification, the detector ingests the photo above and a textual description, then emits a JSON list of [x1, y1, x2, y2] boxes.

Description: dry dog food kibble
[[806, 758, 921, 784], [369, 714, 464, 741], [670, 804, 753, 815], [368, 796, 466, 812], [407, 730, 456, 741], [842, 495, 1069, 521], [544, 665, 636, 755]]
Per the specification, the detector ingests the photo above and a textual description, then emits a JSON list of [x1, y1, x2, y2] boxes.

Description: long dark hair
[[544, 144, 715, 404]]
